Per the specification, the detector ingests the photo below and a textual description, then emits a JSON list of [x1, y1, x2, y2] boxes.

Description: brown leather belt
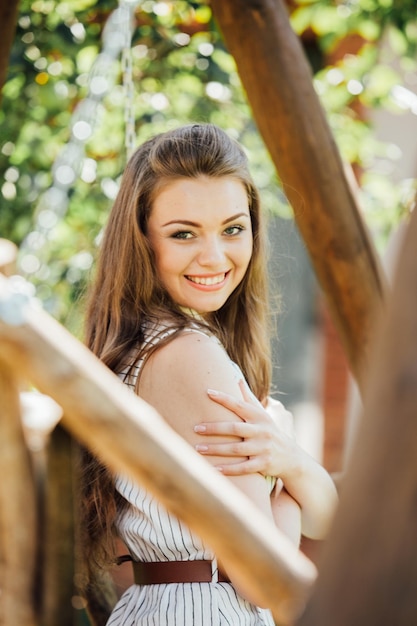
[[131, 560, 230, 585]]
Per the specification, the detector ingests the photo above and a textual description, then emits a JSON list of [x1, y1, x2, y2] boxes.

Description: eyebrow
[[161, 212, 250, 228]]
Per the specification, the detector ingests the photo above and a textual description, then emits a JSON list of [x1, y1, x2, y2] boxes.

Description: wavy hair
[[81, 123, 272, 575]]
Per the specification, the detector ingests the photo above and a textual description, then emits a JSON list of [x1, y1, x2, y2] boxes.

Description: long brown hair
[[82, 123, 272, 573]]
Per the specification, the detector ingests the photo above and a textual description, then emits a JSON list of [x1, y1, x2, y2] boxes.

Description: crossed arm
[[194, 380, 338, 541], [116, 332, 337, 604]]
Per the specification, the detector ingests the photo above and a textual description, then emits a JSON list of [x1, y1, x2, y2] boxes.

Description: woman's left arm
[[194, 382, 338, 540]]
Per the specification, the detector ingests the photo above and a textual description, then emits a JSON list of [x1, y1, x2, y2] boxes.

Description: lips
[[185, 272, 227, 286]]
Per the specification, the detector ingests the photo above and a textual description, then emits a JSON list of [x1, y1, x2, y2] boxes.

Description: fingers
[[206, 388, 267, 423], [206, 387, 247, 413], [214, 459, 263, 476], [194, 421, 256, 438], [195, 439, 260, 458], [237, 379, 261, 406], [200, 386, 294, 479]]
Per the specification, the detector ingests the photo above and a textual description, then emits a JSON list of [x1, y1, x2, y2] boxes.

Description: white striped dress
[[106, 322, 276, 626]]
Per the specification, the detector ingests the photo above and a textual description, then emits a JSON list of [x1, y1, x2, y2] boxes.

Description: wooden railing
[[0, 240, 316, 625], [211, 0, 387, 392]]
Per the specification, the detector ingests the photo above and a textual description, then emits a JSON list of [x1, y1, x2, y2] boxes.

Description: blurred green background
[[1, 0, 417, 334]]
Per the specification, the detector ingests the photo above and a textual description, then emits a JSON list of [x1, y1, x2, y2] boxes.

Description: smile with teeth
[[186, 272, 227, 286]]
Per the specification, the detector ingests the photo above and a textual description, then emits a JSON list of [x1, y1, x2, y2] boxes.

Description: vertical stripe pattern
[[107, 322, 275, 625]]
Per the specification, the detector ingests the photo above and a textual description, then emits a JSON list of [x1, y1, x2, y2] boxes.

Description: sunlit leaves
[[76, 44, 100, 73], [359, 172, 415, 248], [1, 0, 417, 322], [2, 74, 25, 99], [291, 0, 417, 251], [363, 64, 401, 106], [291, 0, 417, 63], [1, 0, 252, 322]]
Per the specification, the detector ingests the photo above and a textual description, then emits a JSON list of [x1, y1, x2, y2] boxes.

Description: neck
[[179, 307, 206, 322]]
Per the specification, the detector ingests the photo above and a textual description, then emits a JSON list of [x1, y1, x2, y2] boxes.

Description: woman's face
[[147, 176, 253, 315]]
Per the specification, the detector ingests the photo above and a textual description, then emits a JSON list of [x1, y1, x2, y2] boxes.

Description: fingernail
[[194, 425, 206, 433], [207, 388, 219, 395], [195, 444, 208, 452]]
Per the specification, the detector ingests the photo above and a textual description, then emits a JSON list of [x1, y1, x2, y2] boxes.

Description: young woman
[[82, 123, 337, 625]]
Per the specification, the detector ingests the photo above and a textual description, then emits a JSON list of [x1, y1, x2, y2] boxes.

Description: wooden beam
[[297, 206, 417, 624], [210, 0, 386, 391], [0, 273, 316, 625], [41, 425, 77, 626], [0, 363, 37, 626], [0, 0, 20, 107], [0, 239, 37, 625]]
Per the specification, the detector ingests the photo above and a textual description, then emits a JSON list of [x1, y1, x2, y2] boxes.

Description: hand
[[194, 379, 298, 478], [195, 379, 338, 539]]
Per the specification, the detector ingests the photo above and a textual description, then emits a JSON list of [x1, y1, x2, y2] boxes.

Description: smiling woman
[[147, 176, 253, 314], [81, 123, 337, 626]]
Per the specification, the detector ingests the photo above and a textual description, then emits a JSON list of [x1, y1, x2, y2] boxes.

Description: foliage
[[291, 0, 417, 246], [1, 0, 416, 327], [1, 0, 272, 329]]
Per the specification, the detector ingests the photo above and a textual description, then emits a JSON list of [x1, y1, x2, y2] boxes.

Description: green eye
[[172, 231, 193, 240], [224, 225, 244, 236]]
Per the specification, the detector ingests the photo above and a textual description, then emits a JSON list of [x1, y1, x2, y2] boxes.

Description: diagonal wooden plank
[[0, 272, 316, 624], [297, 205, 417, 625], [211, 0, 386, 391]]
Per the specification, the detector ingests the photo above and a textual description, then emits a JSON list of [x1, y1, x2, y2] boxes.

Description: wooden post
[[297, 205, 417, 625], [41, 425, 77, 626], [0, 0, 20, 107], [0, 239, 37, 625], [0, 363, 37, 626], [210, 0, 386, 391], [0, 274, 316, 625]]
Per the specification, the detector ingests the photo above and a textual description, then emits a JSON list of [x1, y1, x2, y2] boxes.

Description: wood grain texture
[[0, 273, 316, 624], [298, 205, 417, 625], [210, 0, 386, 390], [0, 0, 20, 106], [0, 364, 37, 626]]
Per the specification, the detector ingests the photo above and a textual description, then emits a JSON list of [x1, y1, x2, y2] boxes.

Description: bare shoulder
[[138, 330, 243, 442], [150, 330, 234, 382], [141, 330, 240, 399], [139, 330, 275, 518]]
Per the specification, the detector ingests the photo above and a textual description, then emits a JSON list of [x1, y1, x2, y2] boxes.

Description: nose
[[197, 235, 226, 267]]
